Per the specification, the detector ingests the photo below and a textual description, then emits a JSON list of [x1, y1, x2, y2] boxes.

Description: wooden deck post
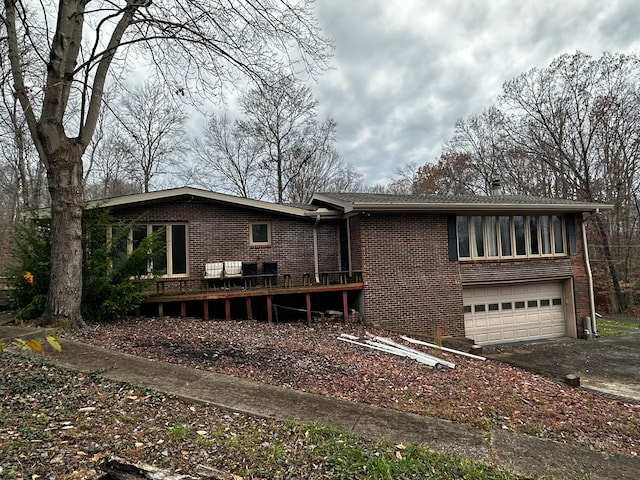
[[267, 295, 273, 325], [203, 300, 209, 320], [306, 293, 312, 326], [158, 303, 164, 317], [246, 297, 253, 320], [343, 290, 349, 325], [180, 301, 186, 317], [225, 298, 231, 321]]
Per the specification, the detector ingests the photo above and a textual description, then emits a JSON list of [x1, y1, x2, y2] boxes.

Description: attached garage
[[463, 281, 567, 345]]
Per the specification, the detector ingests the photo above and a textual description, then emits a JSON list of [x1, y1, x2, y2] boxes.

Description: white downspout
[[313, 215, 321, 284], [582, 213, 597, 337]]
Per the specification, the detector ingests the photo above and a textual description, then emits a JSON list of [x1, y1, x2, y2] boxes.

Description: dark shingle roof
[[310, 192, 612, 214]]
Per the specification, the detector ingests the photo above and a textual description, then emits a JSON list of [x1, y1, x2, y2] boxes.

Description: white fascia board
[[348, 201, 613, 214], [86, 187, 311, 218], [309, 193, 354, 213]]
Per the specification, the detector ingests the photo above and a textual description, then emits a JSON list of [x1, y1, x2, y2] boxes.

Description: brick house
[[94, 187, 610, 345]]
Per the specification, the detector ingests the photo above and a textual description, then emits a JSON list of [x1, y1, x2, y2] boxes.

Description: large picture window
[[457, 214, 566, 260], [110, 223, 188, 276]]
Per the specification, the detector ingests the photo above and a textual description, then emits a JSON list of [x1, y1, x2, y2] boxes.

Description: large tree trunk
[[40, 141, 85, 329]]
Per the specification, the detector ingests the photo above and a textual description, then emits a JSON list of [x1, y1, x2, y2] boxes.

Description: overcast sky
[[310, 0, 640, 186]]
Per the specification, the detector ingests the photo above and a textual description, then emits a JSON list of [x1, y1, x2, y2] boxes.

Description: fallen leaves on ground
[[66, 317, 640, 458]]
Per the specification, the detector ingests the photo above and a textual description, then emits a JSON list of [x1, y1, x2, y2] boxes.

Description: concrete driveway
[[485, 330, 640, 402]]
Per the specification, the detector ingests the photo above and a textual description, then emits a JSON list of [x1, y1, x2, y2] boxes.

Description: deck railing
[[154, 270, 363, 295]]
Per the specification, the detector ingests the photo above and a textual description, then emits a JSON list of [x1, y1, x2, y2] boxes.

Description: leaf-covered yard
[[2, 353, 524, 479], [68, 317, 640, 457]]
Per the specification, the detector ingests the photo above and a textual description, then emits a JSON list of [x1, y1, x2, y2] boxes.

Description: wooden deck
[[144, 271, 364, 326]]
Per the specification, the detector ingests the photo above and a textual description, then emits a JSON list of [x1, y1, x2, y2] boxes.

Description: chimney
[[491, 178, 502, 195]]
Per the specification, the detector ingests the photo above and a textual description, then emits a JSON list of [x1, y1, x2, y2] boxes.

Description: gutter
[[313, 215, 321, 284], [582, 212, 598, 337]]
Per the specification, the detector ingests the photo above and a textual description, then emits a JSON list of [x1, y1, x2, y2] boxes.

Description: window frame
[[457, 214, 566, 260], [249, 222, 272, 247], [109, 223, 188, 277]]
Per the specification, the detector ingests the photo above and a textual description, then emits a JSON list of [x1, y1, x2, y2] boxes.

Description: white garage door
[[463, 282, 565, 345]]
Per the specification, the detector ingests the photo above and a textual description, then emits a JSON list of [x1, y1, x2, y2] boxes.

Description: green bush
[[8, 218, 51, 317], [8, 209, 164, 323]]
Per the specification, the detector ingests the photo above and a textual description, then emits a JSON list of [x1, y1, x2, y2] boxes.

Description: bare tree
[[431, 51, 640, 312], [82, 89, 141, 200], [111, 80, 188, 193], [238, 74, 337, 203], [193, 114, 268, 198], [500, 52, 640, 311], [286, 147, 363, 203], [0, 28, 46, 220], [2, 0, 330, 328]]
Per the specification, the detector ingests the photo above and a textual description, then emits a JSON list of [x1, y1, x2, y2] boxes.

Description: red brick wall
[[110, 200, 593, 340], [108, 200, 340, 282], [570, 216, 591, 333], [354, 213, 464, 338], [353, 212, 592, 340]]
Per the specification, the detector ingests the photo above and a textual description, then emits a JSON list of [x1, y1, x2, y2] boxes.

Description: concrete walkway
[[2, 325, 639, 480]]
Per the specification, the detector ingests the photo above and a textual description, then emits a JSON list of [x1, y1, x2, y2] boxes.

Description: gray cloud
[[313, 0, 640, 185]]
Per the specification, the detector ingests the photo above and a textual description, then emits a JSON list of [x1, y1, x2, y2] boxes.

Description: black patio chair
[[263, 261, 278, 286], [242, 261, 258, 287]]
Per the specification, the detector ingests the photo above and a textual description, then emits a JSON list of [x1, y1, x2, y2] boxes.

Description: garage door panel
[[463, 281, 565, 345]]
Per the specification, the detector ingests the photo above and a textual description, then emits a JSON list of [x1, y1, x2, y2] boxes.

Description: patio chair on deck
[[204, 262, 224, 289], [223, 261, 242, 288], [262, 261, 278, 286], [242, 261, 258, 287]]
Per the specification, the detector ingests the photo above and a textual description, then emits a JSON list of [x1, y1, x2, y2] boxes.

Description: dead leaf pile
[[69, 316, 640, 457]]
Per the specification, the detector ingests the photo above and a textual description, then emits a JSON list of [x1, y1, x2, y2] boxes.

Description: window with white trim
[[250, 222, 271, 246], [109, 223, 188, 276], [457, 214, 566, 259]]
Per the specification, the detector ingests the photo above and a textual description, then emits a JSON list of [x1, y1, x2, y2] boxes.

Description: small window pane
[[171, 225, 187, 274], [514, 216, 526, 255], [132, 225, 147, 251], [486, 217, 498, 257], [110, 225, 129, 270], [499, 216, 512, 256], [488, 303, 499, 311], [528, 300, 538, 308], [132, 226, 149, 276], [472, 216, 484, 257], [501, 302, 513, 310], [251, 223, 270, 244], [528, 216, 539, 254], [457, 216, 470, 257], [540, 215, 552, 254], [463, 305, 472, 313], [515, 301, 525, 309], [540, 299, 550, 307], [552, 298, 562, 306], [553, 215, 564, 253], [474, 304, 486, 313], [152, 225, 167, 273]]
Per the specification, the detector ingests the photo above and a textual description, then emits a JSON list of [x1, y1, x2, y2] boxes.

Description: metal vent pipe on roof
[[491, 178, 502, 195]]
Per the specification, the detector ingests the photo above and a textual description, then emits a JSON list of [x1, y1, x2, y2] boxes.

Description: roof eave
[[86, 187, 312, 218], [348, 202, 613, 214]]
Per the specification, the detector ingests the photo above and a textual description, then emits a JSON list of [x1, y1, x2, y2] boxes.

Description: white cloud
[[312, 0, 640, 185]]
